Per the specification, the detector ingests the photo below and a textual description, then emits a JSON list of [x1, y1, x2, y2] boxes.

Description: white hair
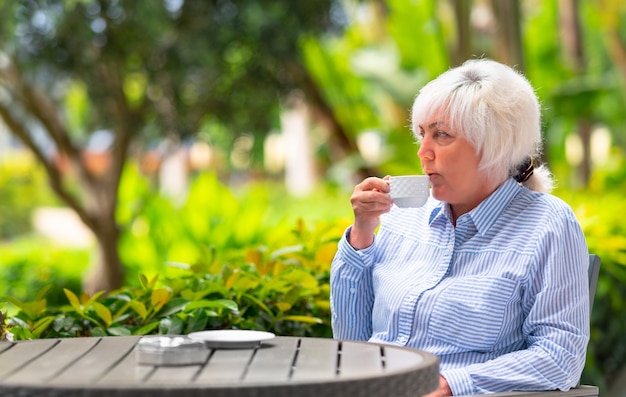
[[411, 58, 554, 193]]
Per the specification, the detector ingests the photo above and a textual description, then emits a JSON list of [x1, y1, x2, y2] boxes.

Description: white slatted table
[[0, 336, 439, 397]]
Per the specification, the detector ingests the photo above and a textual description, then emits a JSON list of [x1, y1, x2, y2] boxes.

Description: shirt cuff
[[339, 226, 376, 269], [441, 367, 475, 396]]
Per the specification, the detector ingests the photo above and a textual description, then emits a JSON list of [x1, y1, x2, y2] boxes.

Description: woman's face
[[416, 116, 498, 219]]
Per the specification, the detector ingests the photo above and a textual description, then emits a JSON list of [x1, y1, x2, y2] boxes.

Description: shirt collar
[[428, 177, 521, 235]]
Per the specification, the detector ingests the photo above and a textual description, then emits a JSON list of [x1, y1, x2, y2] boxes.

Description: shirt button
[[349, 287, 356, 293], [398, 336, 407, 343]]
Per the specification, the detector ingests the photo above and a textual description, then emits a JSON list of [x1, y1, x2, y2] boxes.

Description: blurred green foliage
[[555, 158, 626, 390], [114, 165, 351, 286], [0, 237, 86, 306], [3, 217, 339, 339], [0, 152, 60, 239], [0, 157, 352, 306]]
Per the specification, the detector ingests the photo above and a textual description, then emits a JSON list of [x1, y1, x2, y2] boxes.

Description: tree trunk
[[0, 57, 131, 294], [490, 0, 524, 70], [559, 0, 592, 186], [452, 0, 472, 66], [84, 219, 124, 294], [596, 0, 626, 113], [299, 64, 379, 180], [577, 119, 593, 187]]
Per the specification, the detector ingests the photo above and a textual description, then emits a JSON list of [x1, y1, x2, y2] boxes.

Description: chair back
[[588, 254, 601, 311]]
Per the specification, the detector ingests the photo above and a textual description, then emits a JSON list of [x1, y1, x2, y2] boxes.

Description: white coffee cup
[[389, 175, 430, 208]]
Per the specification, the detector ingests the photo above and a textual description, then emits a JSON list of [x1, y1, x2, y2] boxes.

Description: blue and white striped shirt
[[330, 177, 590, 395]]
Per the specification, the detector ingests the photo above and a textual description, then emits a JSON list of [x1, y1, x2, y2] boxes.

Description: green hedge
[[1, 218, 343, 340]]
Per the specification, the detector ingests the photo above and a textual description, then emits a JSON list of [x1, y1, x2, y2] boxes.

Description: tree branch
[[4, 59, 83, 167], [92, 60, 135, 214], [0, 103, 94, 229]]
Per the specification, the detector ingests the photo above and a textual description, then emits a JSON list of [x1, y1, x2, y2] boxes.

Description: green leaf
[[2, 296, 24, 311], [83, 291, 106, 309], [35, 285, 53, 301], [159, 316, 183, 335], [243, 294, 274, 319], [19, 300, 47, 320], [270, 244, 304, 259], [107, 327, 132, 336], [129, 301, 148, 319], [30, 316, 55, 337], [92, 302, 112, 327], [226, 272, 260, 291], [134, 321, 160, 336], [282, 286, 303, 306], [275, 302, 292, 312], [91, 327, 107, 337], [52, 316, 75, 333], [156, 298, 190, 318], [185, 309, 209, 334], [139, 274, 150, 290], [185, 299, 238, 313], [281, 270, 319, 290], [148, 274, 159, 289], [9, 326, 33, 341], [151, 288, 170, 309], [2, 297, 49, 325], [9, 317, 28, 328], [278, 315, 323, 324], [108, 293, 131, 302], [180, 287, 218, 302], [64, 288, 83, 315], [112, 301, 132, 323]]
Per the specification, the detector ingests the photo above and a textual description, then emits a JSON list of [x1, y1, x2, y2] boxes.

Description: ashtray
[[136, 335, 210, 366]]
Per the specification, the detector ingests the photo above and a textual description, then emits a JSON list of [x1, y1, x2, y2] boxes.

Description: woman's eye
[[435, 130, 449, 138]]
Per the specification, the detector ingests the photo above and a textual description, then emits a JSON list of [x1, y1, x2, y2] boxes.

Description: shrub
[[2, 218, 346, 340], [0, 238, 88, 307], [559, 188, 626, 390]]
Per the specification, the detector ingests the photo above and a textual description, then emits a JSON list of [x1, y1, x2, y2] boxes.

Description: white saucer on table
[[187, 330, 276, 349]]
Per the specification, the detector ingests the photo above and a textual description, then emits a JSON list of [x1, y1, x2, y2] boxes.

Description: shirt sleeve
[[442, 211, 590, 395], [330, 226, 377, 341]]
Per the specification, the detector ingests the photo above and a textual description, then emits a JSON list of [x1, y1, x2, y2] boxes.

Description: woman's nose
[[417, 137, 433, 161]]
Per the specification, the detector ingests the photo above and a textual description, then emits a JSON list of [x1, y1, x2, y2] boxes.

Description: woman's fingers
[[348, 177, 392, 249], [350, 177, 392, 215]]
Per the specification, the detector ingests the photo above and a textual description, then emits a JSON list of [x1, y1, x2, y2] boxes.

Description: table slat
[[195, 348, 255, 383], [96, 343, 153, 385], [0, 339, 58, 380], [383, 345, 424, 372], [243, 337, 298, 383], [0, 342, 13, 354], [291, 337, 337, 381], [50, 336, 140, 385], [3, 337, 99, 385], [339, 340, 383, 378], [146, 365, 202, 384]]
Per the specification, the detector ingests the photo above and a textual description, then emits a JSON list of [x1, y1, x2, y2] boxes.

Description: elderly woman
[[330, 59, 589, 396]]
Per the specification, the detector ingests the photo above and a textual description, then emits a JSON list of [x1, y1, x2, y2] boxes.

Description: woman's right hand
[[348, 176, 393, 249]]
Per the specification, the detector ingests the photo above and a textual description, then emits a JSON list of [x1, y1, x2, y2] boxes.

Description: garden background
[[0, 1, 625, 396]]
